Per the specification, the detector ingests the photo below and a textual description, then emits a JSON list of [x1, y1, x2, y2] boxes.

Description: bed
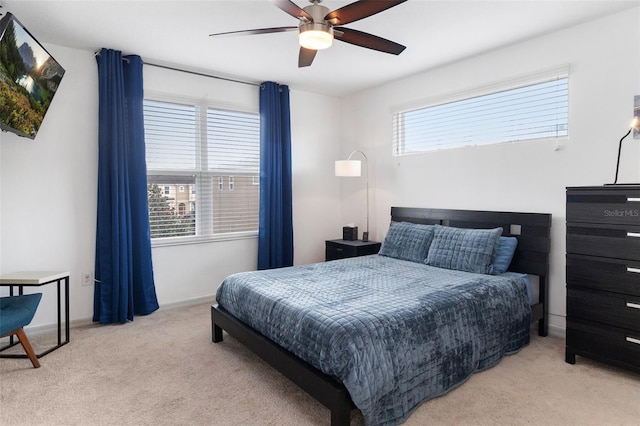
[[211, 207, 551, 425]]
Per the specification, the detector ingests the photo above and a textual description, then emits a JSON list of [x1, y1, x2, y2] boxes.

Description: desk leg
[[57, 280, 62, 346], [9, 286, 15, 346], [7, 286, 24, 346], [64, 276, 70, 344]]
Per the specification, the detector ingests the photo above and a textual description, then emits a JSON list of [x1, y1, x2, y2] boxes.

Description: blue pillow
[[426, 225, 503, 274], [379, 221, 435, 263], [491, 236, 518, 275]]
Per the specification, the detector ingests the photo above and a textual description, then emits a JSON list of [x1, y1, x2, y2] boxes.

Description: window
[[229, 176, 234, 191], [393, 67, 569, 155], [144, 98, 260, 241], [163, 186, 170, 195]]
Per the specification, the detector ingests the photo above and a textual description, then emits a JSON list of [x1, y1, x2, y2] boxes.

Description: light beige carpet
[[1, 302, 639, 426]]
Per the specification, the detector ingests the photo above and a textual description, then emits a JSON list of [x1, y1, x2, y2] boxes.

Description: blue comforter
[[215, 255, 530, 425]]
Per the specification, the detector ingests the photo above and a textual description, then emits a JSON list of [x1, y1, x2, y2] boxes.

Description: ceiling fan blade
[[334, 27, 406, 55], [270, 0, 313, 22], [325, 0, 407, 25], [209, 26, 297, 37], [298, 47, 317, 67]]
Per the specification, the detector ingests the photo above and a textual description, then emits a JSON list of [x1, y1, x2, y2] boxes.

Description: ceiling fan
[[209, 0, 407, 68]]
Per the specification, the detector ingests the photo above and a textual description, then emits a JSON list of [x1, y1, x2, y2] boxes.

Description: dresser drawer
[[566, 223, 640, 261], [567, 288, 640, 331], [567, 188, 640, 225], [325, 240, 381, 261], [326, 242, 358, 260], [566, 255, 640, 296], [567, 319, 640, 369]]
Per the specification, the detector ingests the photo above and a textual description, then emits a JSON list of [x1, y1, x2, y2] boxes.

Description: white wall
[[290, 89, 344, 265], [0, 45, 99, 326], [0, 47, 343, 328], [340, 8, 640, 333]]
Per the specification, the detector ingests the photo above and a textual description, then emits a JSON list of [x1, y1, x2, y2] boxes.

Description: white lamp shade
[[299, 23, 333, 50], [335, 160, 361, 177]]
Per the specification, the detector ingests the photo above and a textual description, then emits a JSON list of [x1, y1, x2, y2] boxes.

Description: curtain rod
[[94, 51, 260, 87], [143, 61, 260, 87]]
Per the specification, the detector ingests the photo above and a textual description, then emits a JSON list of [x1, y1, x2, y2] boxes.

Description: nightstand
[[325, 239, 381, 261]]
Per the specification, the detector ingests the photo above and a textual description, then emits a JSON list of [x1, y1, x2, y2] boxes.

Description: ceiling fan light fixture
[[298, 22, 333, 50]]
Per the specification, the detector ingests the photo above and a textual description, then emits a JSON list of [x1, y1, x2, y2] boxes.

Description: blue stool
[[0, 293, 43, 368]]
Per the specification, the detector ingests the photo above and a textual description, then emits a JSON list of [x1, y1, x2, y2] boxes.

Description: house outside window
[[144, 98, 260, 241]]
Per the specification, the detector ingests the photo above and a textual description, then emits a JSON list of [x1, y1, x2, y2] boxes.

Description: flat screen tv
[[0, 12, 65, 139]]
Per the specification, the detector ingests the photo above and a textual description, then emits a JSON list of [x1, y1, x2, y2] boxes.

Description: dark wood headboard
[[390, 207, 552, 336]]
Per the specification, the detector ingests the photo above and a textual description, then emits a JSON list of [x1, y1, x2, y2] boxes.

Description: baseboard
[[546, 312, 566, 339], [160, 295, 216, 310], [547, 323, 565, 338], [11, 294, 217, 338]]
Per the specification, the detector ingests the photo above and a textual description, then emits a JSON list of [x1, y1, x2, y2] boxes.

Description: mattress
[[216, 254, 531, 426]]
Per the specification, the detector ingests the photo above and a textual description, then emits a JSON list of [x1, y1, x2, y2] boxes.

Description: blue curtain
[[94, 48, 159, 324], [258, 82, 294, 270]]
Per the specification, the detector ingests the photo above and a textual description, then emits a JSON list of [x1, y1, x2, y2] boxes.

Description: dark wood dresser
[[325, 239, 381, 261], [565, 185, 640, 373]]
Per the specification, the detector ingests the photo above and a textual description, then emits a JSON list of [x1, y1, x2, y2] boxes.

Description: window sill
[[151, 232, 258, 248]]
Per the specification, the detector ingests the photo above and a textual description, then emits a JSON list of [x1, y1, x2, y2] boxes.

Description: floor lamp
[[610, 116, 640, 185], [335, 150, 369, 242]]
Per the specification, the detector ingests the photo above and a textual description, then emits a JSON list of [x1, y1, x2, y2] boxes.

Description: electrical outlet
[[81, 271, 93, 286]]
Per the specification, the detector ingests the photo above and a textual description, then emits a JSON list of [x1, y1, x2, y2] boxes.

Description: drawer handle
[[628, 232, 640, 238], [627, 337, 640, 345], [627, 302, 640, 310], [628, 197, 640, 202], [628, 267, 640, 274]]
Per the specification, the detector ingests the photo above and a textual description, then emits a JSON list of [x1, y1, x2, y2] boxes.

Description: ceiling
[[2, 0, 638, 97]]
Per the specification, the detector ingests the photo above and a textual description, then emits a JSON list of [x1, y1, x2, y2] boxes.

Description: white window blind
[[144, 98, 260, 241], [393, 69, 569, 155]]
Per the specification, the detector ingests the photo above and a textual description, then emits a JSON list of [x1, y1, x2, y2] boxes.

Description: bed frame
[[211, 207, 552, 426]]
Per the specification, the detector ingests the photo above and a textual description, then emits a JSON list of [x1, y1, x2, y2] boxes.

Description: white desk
[[0, 271, 70, 358]]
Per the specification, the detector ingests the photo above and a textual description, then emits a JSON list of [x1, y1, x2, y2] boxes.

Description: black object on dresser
[[325, 239, 381, 261], [565, 185, 640, 373]]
